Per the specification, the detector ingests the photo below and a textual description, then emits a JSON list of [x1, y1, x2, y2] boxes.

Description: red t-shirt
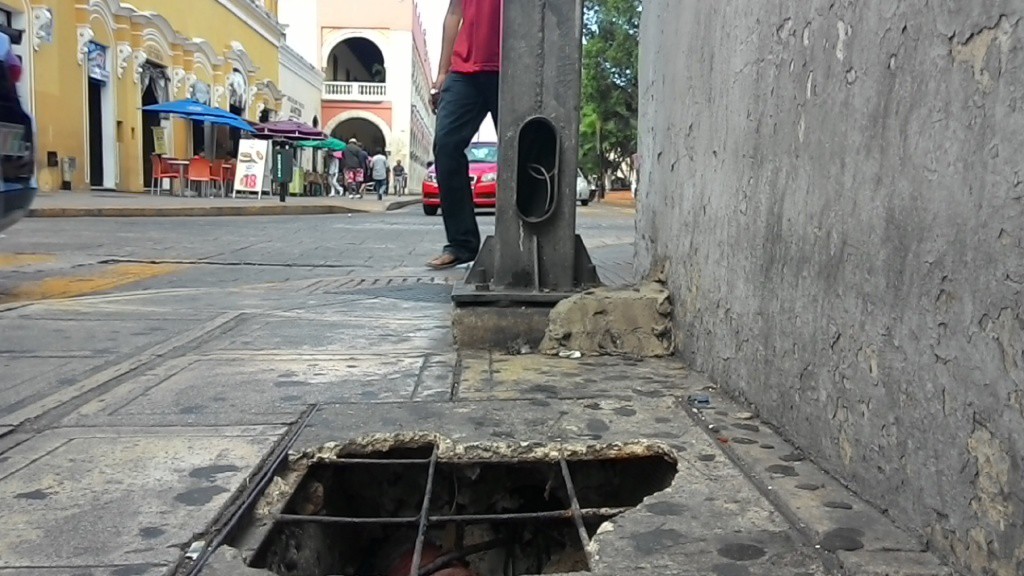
[[450, 0, 502, 73]]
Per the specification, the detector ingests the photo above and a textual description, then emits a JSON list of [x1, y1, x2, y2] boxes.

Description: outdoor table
[[165, 159, 190, 196]]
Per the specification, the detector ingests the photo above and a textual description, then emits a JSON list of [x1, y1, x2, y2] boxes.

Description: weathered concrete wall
[[637, 2, 1024, 574]]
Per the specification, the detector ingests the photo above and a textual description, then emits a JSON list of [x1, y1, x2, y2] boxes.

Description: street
[[0, 206, 946, 576]]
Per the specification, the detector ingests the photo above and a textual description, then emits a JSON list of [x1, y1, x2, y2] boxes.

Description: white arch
[[256, 78, 284, 101], [226, 40, 258, 74], [184, 38, 224, 77], [320, 28, 389, 70], [136, 12, 179, 45], [189, 52, 214, 80], [87, 0, 123, 36], [89, 0, 133, 18], [324, 109, 392, 144]]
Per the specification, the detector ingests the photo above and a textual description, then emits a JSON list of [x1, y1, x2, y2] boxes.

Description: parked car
[[422, 143, 597, 215], [422, 142, 498, 216], [576, 169, 596, 206], [0, 30, 35, 234]]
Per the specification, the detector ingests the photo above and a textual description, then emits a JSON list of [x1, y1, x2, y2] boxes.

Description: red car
[[422, 142, 497, 215]]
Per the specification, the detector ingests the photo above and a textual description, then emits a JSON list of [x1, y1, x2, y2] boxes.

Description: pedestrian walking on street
[[327, 152, 345, 197], [392, 160, 407, 196], [371, 149, 389, 200], [342, 138, 365, 198], [426, 0, 500, 270]]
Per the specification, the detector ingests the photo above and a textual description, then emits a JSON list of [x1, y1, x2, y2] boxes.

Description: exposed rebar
[[408, 446, 439, 576], [559, 458, 593, 564], [273, 507, 632, 526]]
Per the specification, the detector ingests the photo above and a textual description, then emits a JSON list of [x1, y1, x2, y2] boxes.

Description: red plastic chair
[[150, 154, 179, 195], [210, 160, 226, 197], [186, 157, 214, 197], [220, 161, 236, 196]]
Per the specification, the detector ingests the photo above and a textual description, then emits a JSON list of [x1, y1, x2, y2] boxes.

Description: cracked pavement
[[0, 206, 952, 575]]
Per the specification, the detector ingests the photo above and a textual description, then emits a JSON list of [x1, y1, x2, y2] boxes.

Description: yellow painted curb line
[[0, 253, 57, 268], [0, 262, 187, 304]]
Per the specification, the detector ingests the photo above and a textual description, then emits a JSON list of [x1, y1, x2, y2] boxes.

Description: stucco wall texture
[[637, 2, 1024, 574]]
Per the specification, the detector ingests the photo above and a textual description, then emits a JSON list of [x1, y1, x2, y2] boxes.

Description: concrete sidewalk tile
[[0, 313, 239, 427], [210, 315, 451, 354], [0, 426, 283, 569], [836, 550, 954, 575], [0, 355, 110, 421], [106, 353, 456, 416], [694, 398, 927, 554], [456, 352, 693, 402]]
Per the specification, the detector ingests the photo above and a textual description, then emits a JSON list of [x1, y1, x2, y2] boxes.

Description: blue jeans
[[375, 179, 388, 196], [434, 72, 499, 260]]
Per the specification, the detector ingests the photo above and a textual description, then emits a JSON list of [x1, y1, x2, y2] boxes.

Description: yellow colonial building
[[10, 0, 286, 192]]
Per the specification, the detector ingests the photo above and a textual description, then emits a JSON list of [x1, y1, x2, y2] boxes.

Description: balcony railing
[[323, 81, 389, 102]]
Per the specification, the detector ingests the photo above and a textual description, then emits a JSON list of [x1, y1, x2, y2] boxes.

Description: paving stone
[[0, 426, 283, 569], [837, 550, 955, 575], [107, 354, 455, 417]]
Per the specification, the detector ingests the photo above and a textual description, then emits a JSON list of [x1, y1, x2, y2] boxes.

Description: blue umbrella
[[141, 99, 241, 121], [188, 114, 254, 132]]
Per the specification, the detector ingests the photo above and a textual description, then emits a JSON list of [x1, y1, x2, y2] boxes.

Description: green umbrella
[[296, 138, 346, 151]]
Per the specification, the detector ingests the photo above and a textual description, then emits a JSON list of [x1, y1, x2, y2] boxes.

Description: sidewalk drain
[[247, 442, 677, 576]]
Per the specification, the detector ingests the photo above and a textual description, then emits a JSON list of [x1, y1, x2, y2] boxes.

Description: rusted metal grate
[[268, 449, 627, 575]]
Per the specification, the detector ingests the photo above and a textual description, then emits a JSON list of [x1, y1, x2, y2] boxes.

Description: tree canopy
[[580, 0, 640, 190]]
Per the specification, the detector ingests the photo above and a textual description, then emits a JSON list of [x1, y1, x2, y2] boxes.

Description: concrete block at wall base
[[452, 306, 552, 352], [539, 283, 673, 357]]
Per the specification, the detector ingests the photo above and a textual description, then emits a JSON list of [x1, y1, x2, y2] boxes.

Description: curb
[[385, 197, 422, 212], [27, 204, 378, 218]]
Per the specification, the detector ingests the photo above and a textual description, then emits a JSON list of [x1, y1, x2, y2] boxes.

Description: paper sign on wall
[[233, 139, 270, 192], [152, 127, 167, 155]]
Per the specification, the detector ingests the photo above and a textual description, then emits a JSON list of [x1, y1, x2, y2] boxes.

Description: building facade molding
[[76, 25, 94, 65], [214, 0, 284, 47], [184, 38, 226, 74], [255, 78, 284, 101], [85, 0, 127, 35], [131, 49, 147, 82], [171, 66, 186, 95], [280, 42, 322, 89], [32, 6, 54, 51], [212, 83, 226, 107], [226, 40, 259, 75], [130, 12, 179, 61], [324, 109, 392, 144], [115, 41, 132, 78], [320, 28, 390, 70]]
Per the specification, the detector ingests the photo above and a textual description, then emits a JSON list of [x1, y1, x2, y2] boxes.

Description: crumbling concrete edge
[[214, 433, 682, 575]]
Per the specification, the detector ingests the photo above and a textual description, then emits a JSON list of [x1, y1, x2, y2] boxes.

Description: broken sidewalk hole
[[242, 439, 677, 575]]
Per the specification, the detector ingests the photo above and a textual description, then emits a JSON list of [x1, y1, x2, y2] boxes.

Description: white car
[[576, 169, 595, 206]]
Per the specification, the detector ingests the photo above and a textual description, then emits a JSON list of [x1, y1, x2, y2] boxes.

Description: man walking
[[392, 160, 407, 196], [370, 149, 389, 200], [341, 138, 365, 198], [426, 0, 501, 270]]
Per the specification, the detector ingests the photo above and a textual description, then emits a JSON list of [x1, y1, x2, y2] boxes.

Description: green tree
[[581, 0, 640, 194]]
